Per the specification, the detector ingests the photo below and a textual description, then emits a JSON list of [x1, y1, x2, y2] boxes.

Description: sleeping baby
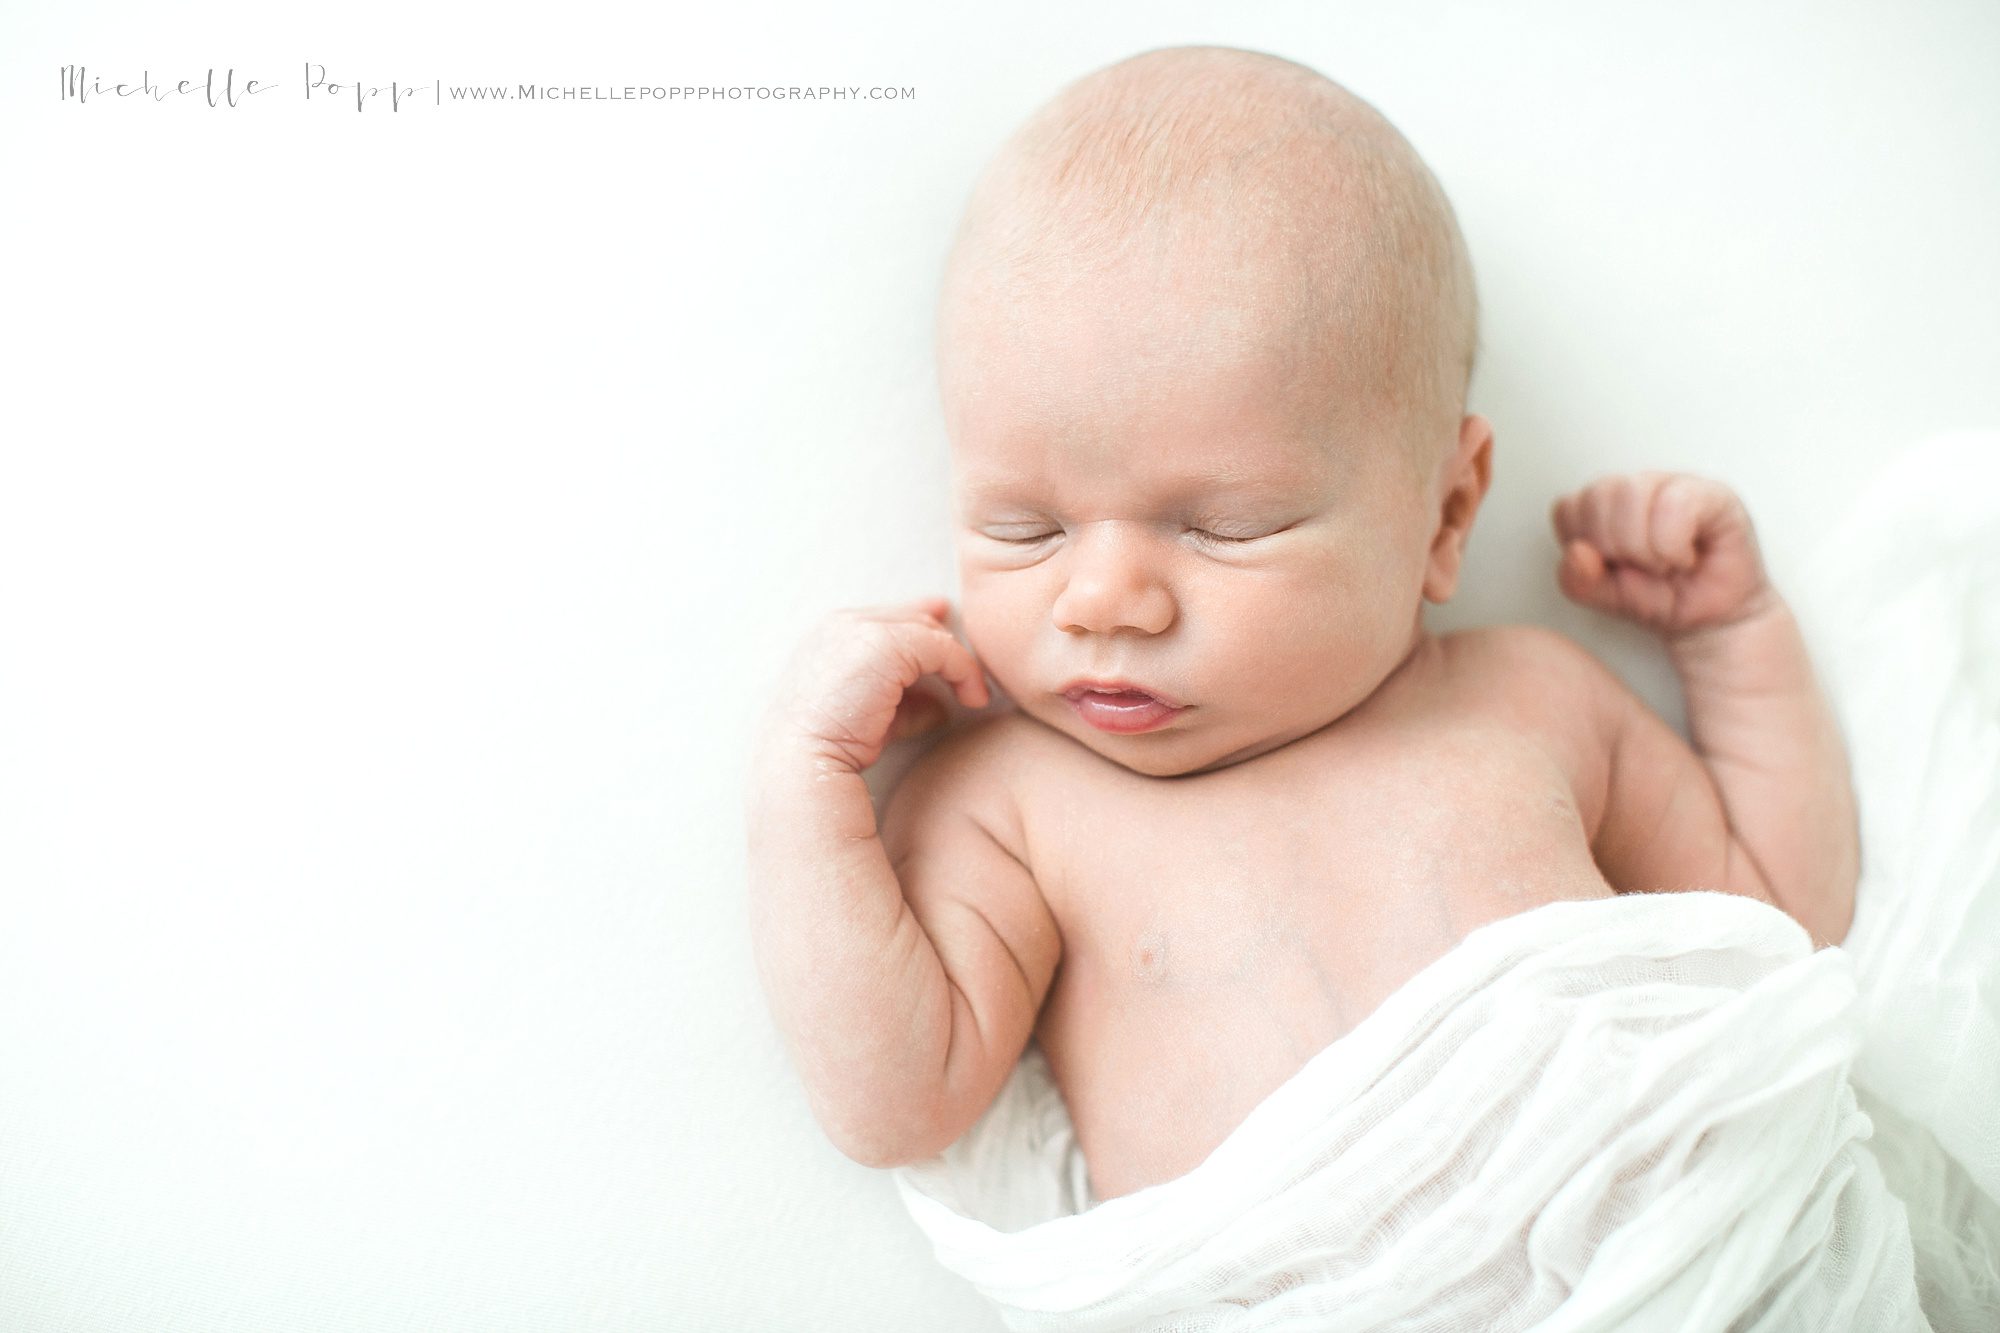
[[744, 45, 1860, 1205]]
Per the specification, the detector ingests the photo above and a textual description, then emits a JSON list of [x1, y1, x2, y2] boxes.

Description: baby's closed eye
[[974, 522, 1287, 543]]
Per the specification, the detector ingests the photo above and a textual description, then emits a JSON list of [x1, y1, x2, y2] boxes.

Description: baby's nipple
[[1132, 930, 1170, 982]]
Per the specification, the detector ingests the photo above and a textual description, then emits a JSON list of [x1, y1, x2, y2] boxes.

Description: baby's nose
[[1050, 523, 1177, 636]]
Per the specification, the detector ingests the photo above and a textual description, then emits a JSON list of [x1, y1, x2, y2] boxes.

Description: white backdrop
[[2, 1, 1996, 1330]]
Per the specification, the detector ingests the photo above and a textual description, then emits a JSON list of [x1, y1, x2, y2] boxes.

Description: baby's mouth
[[1060, 682, 1187, 734], [1066, 688, 1157, 706], [1058, 678, 1185, 710]]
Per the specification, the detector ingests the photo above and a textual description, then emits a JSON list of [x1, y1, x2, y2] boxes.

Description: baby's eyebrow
[[959, 465, 1309, 507], [957, 478, 1026, 504]]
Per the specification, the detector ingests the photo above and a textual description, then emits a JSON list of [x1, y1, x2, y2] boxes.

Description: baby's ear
[[1421, 414, 1495, 604]]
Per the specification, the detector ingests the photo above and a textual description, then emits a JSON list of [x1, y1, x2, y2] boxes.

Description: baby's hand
[[1550, 473, 1775, 635], [760, 596, 992, 774]]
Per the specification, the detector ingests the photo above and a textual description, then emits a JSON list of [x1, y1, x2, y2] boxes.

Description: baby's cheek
[[1265, 593, 1382, 694], [958, 595, 1026, 680]]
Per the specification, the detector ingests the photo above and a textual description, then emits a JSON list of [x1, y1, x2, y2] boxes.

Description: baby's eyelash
[[979, 526, 1269, 546]]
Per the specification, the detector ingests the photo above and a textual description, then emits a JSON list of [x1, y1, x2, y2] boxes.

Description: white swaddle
[[893, 432, 2000, 1331]]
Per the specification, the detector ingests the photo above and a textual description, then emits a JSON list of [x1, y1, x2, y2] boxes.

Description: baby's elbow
[[818, 1092, 957, 1171], [829, 1121, 959, 1171], [1815, 890, 1856, 951], [824, 1113, 921, 1170], [1725, 838, 1854, 949], [1797, 856, 1857, 949], [832, 1131, 914, 1171]]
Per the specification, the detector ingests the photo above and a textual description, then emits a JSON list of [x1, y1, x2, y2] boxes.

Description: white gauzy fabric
[[897, 895, 1926, 1331], [892, 431, 2000, 1332], [1805, 430, 2000, 1330]]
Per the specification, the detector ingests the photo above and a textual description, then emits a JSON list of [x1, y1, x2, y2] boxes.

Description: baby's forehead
[[966, 211, 1314, 324], [944, 167, 1406, 427], [945, 243, 1353, 446]]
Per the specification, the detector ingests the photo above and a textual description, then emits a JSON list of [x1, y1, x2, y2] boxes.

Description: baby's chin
[[1090, 742, 1206, 779], [1043, 713, 1291, 779]]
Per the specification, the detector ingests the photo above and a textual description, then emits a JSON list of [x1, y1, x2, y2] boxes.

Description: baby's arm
[[745, 599, 1059, 1167], [1551, 474, 1859, 947]]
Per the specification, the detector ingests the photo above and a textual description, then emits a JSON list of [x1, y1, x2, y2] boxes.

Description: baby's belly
[[1033, 847, 1615, 1202]]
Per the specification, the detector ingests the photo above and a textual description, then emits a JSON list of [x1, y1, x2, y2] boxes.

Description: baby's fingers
[[1629, 473, 1743, 573], [1550, 475, 1643, 567], [881, 614, 991, 711], [1553, 473, 1710, 573], [1557, 537, 1606, 600], [772, 609, 992, 771], [1556, 537, 1633, 615], [848, 596, 953, 625], [1556, 537, 1684, 624]]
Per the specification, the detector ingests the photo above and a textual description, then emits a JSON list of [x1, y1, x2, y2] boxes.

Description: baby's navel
[[1132, 930, 1170, 981]]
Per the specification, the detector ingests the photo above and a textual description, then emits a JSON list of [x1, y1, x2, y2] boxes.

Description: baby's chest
[[1032, 736, 1612, 1038]]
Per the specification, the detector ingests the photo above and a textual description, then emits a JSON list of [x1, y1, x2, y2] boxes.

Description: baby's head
[[938, 46, 1493, 777]]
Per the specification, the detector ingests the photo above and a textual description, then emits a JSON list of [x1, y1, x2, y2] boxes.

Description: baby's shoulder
[[905, 705, 1064, 784], [1434, 623, 1624, 742], [879, 707, 1049, 854], [1440, 621, 1606, 676]]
